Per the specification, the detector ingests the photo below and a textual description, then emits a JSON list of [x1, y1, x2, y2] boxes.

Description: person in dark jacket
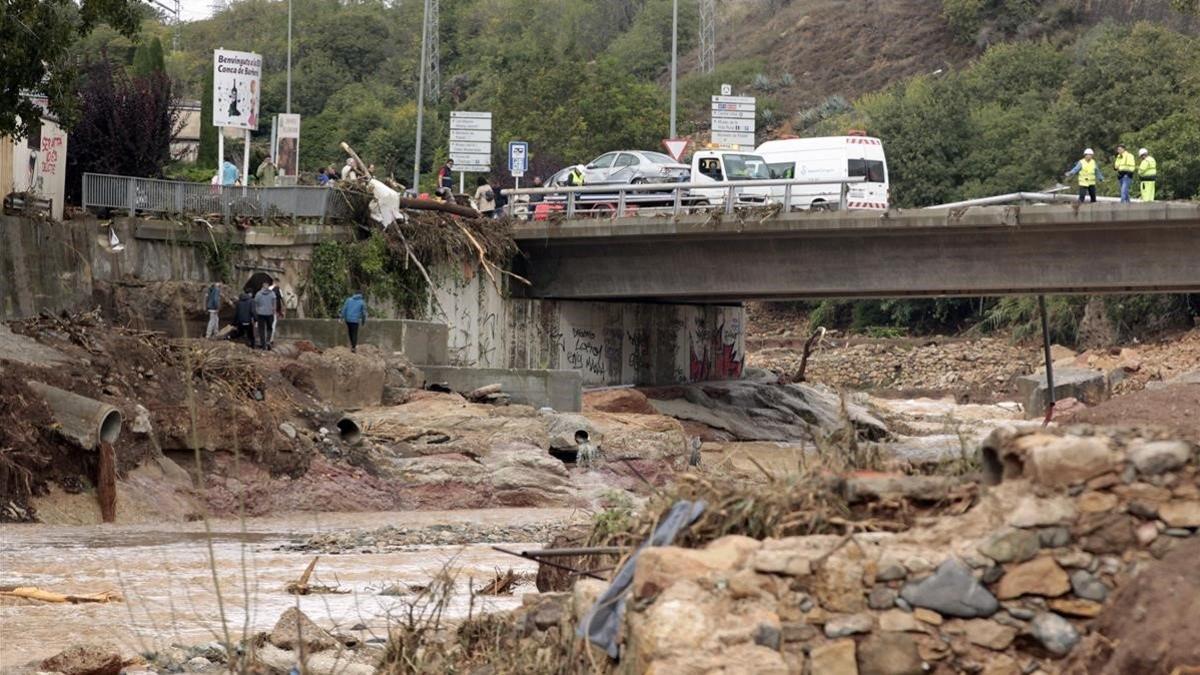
[[339, 292, 367, 352], [253, 281, 277, 350], [205, 283, 221, 338], [270, 282, 285, 346], [233, 292, 255, 347]]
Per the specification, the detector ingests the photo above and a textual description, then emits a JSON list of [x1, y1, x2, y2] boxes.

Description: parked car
[[581, 151, 690, 185], [755, 134, 889, 210]]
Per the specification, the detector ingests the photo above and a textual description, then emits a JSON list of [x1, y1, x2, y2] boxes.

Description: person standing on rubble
[[253, 281, 277, 350], [204, 283, 221, 338], [340, 291, 367, 353], [234, 290, 255, 347], [270, 282, 285, 347]]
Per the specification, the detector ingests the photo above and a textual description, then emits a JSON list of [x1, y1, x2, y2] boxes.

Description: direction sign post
[[449, 111, 492, 192], [711, 93, 756, 149]]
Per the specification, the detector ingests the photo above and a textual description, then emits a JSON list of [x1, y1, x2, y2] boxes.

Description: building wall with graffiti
[[2, 99, 69, 220], [427, 267, 745, 386]]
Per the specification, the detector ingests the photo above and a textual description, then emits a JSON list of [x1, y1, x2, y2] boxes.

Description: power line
[[698, 0, 715, 75]]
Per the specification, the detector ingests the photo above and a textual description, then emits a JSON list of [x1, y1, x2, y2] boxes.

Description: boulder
[[269, 607, 338, 653], [978, 528, 1041, 563], [962, 619, 1017, 650], [1159, 500, 1200, 528], [857, 633, 923, 675], [1015, 368, 1109, 418], [899, 558, 998, 618], [995, 556, 1070, 599], [583, 388, 658, 415], [824, 613, 874, 638], [1128, 440, 1192, 476], [810, 639, 858, 675], [39, 644, 122, 675], [1029, 612, 1080, 656], [1008, 495, 1078, 528]]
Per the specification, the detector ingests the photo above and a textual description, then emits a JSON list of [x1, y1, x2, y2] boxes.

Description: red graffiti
[[689, 320, 744, 382], [39, 136, 63, 176]]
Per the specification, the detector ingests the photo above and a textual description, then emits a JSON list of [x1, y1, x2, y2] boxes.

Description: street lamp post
[[670, 0, 678, 138], [286, 0, 292, 114], [412, 0, 431, 193]]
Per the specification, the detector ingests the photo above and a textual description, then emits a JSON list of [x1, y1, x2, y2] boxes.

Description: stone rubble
[[557, 426, 1200, 674]]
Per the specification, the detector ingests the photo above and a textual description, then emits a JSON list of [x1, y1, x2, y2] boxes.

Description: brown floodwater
[[0, 508, 577, 669]]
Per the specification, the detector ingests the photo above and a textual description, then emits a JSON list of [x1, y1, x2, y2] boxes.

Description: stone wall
[[0, 215, 96, 320]]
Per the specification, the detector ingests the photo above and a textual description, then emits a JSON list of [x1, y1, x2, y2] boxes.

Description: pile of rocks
[[569, 425, 1199, 674], [282, 519, 575, 554]]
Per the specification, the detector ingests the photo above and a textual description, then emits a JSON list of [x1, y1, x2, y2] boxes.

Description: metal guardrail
[[81, 173, 356, 222], [502, 176, 868, 219]]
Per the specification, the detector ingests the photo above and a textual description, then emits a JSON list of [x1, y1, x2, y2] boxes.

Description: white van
[[754, 135, 889, 211], [690, 150, 774, 207]]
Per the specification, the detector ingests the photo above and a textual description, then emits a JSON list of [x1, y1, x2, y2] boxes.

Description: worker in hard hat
[[1113, 144, 1136, 204], [1064, 148, 1104, 203], [1137, 148, 1157, 202]]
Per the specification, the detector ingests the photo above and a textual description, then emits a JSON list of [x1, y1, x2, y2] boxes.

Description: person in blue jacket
[[340, 291, 367, 353]]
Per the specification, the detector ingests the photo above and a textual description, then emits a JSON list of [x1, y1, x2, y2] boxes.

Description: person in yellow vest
[[1064, 148, 1104, 203], [1137, 148, 1157, 202], [1113, 144, 1136, 203]]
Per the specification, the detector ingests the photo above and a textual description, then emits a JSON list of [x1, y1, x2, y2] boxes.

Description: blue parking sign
[[508, 141, 528, 177]]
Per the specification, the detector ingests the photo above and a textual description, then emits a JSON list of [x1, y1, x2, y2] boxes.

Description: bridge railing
[[81, 172, 356, 222], [501, 176, 868, 220]]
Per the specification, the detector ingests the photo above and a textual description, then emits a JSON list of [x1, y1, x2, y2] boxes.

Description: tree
[[198, 66, 218, 167], [1, 0, 143, 138], [131, 36, 165, 77], [65, 59, 182, 201]]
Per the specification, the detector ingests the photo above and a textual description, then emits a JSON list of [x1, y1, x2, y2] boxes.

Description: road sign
[[450, 111, 492, 172], [662, 138, 690, 162], [508, 141, 529, 177], [712, 92, 755, 149]]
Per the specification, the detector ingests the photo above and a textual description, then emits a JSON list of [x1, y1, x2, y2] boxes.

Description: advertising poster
[[276, 114, 300, 177]]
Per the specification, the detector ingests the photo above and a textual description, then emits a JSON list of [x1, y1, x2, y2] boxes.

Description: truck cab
[[689, 150, 774, 206]]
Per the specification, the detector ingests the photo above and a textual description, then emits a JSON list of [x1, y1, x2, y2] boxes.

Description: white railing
[[502, 176, 867, 219], [81, 173, 356, 222]]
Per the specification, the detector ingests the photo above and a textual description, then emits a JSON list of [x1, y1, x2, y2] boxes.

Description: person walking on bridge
[[1114, 144, 1136, 203], [1065, 148, 1103, 203], [256, 155, 278, 187], [437, 159, 455, 190], [1138, 148, 1157, 202]]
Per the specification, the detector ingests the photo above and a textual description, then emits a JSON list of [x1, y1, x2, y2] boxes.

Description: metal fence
[[81, 173, 357, 222], [502, 176, 869, 220]]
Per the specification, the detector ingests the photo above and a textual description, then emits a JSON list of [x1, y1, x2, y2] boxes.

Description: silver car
[[581, 150, 690, 185]]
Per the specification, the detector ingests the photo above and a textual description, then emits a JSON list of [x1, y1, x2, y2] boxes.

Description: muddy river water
[[0, 508, 576, 669]]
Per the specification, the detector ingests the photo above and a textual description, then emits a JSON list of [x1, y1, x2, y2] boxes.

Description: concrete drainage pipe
[[27, 381, 123, 449], [336, 416, 362, 445]]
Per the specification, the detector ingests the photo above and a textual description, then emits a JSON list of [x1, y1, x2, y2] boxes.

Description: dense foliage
[[1, 0, 143, 137], [64, 59, 181, 203]]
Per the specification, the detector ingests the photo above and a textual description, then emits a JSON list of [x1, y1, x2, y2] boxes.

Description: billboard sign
[[213, 49, 263, 130], [275, 114, 300, 177], [711, 93, 756, 149]]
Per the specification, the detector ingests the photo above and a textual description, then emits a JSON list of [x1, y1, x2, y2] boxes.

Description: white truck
[[689, 149, 774, 207], [755, 135, 889, 211]]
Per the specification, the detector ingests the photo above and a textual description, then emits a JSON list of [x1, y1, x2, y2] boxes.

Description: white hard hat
[[1139, 148, 1148, 156], [1083, 148, 1094, 155]]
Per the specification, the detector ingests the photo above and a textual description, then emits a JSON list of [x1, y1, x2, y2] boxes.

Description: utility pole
[[699, 0, 715, 74], [286, 0, 292, 114], [412, 0, 431, 192], [670, 0, 678, 137]]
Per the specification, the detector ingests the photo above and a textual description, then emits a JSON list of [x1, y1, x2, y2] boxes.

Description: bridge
[[511, 202, 1200, 302]]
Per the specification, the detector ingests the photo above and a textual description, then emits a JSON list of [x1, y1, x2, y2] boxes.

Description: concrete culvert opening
[[980, 445, 1022, 486], [549, 447, 579, 464], [99, 410, 123, 445], [575, 430, 589, 445], [337, 417, 362, 445]]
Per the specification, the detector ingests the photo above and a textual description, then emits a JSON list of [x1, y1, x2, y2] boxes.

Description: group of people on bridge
[[1065, 145, 1157, 204]]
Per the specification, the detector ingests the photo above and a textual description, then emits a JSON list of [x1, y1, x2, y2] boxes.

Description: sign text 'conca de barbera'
[[212, 49, 263, 131]]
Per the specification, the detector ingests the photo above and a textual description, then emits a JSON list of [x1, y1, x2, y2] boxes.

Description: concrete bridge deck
[[512, 202, 1200, 301]]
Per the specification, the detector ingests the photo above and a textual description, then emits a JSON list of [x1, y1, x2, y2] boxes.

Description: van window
[[848, 159, 886, 183], [697, 157, 723, 180], [767, 162, 794, 179], [723, 154, 771, 180]]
